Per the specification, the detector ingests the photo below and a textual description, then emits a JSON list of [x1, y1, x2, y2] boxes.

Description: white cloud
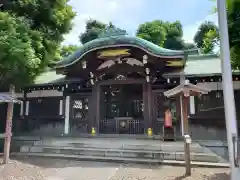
[[183, 13, 218, 43], [63, 0, 145, 45]]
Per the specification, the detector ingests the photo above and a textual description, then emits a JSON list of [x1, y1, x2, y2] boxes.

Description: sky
[[63, 0, 218, 45]]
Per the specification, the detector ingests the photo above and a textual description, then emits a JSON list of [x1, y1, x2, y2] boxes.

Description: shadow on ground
[[174, 172, 230, 180]]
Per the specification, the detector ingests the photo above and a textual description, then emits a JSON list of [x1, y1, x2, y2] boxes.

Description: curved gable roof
[[53, 35, 185, 68]]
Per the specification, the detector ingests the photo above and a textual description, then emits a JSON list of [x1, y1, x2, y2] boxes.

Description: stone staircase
[[10, 137, 228, 166]]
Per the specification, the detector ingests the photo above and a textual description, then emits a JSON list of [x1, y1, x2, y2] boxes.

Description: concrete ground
[[0, 157, 230, 180]]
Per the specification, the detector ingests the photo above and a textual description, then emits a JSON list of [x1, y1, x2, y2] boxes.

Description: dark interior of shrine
[[99, 84, 144, 134], [102, 84, 143, 119]]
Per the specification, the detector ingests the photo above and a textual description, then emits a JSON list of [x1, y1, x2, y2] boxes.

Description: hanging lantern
[[82, 61, 87, 69], [143, 55, 148, 64], [146, 76, 150, 82], [90, 72, 94, 78], [145, 68, 150, 75]]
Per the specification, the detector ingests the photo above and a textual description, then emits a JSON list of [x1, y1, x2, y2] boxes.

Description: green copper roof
[[53, 35, 185, 68], [34, 71, 65, 84]]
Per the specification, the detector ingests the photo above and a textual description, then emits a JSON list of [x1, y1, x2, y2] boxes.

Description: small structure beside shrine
[[0, 85, 22, 164], [163, 80, 211, 138]]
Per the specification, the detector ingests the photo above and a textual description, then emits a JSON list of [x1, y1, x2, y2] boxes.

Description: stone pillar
[[64, 96, 70, 135], [59, 99, 63, 115], [25, 101, 29, 115]]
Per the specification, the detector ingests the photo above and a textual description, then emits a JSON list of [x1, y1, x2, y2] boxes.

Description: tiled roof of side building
[[164, 54, 240, 77]]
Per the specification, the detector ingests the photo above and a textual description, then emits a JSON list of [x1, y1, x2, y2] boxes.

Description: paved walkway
[[0, 157, 230, 180]]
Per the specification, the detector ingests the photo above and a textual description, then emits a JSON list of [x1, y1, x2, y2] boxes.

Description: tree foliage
[[136, 20, 194, 50], [209, 0, 240, 69], [0, 12, 42, 87], [193, 21, 219, 53], [136, 20, 167, 46], [59, 44, 80, 58], [0, 0, 75, 88], [79, 20, 124, 44]]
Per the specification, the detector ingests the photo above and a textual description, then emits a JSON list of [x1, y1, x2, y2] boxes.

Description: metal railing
[[99, 118, 144, 134]]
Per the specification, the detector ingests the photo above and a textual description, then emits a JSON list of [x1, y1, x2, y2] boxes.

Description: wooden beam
[[98, 79, 145, 85]]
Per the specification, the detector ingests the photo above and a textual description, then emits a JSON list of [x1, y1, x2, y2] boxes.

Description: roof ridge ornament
[[98, 27, 127, 38]]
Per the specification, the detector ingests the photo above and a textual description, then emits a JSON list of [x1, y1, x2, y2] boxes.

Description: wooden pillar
[[182, 95, 189, 134], [96, 83, 100, 133], [3, 85, 15, 164], [147, 82, 153, 130], [143, 83, 148, 132], [88, 86, 96, 133], [176, 96, 181, 120]]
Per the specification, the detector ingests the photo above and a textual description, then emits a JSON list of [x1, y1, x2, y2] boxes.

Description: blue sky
[[63, 0, 218, 45]]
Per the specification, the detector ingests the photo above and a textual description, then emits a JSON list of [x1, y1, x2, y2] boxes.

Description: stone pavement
[[0, 157, 230, 180]]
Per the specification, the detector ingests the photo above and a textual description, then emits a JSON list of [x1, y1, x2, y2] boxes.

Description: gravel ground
[[0, 157, 230, 180]]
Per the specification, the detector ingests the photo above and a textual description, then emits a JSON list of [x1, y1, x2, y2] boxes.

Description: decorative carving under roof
[[123, 58, 144, 67], [115, 75, 126, 80]]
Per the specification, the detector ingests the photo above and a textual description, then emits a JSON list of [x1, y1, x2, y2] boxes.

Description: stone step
[[10, 152, 230, 168], [33, 141, 206, 153], [19, 145, 223, 163]]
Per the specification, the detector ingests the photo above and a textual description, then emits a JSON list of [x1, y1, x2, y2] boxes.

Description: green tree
[[210, 0, 240, 68], [59, 45, 80, 57], [136, 20, 192, 50], [201, 29, 219, 54], [193, 21, 219, 53], [0, 0, 76, 88], [0, 12, 42, 88], [136, 20, 166, 46], [79, 20, 124, 44], [80, 20, 106, 44]]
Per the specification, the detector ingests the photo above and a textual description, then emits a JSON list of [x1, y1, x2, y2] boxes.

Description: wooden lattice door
[[70, 94, 90, 134]]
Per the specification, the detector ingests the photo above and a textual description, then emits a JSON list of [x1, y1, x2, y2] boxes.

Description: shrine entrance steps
[[10, 136, 228, 167]]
